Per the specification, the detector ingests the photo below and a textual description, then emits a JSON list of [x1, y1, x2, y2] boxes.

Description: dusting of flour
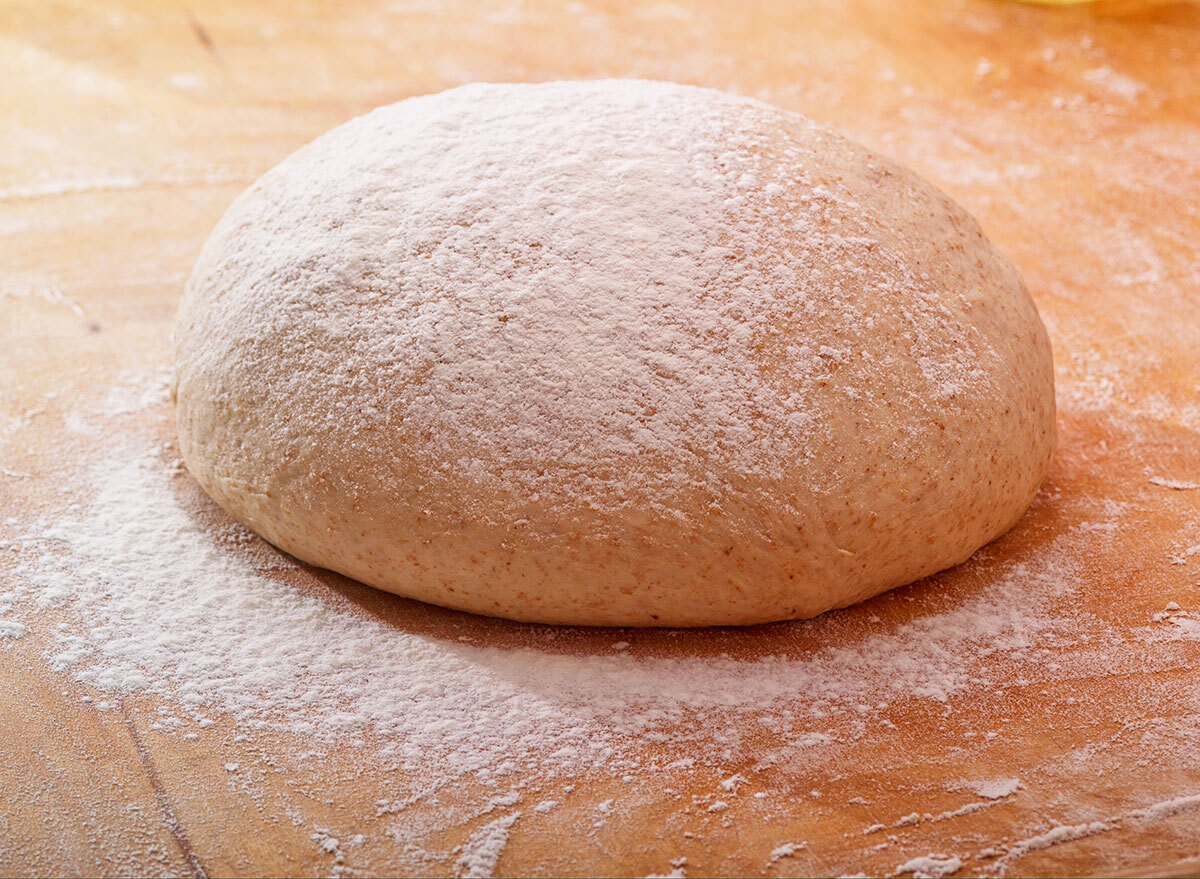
[[177, 80, 1000, 524], [7, 419, 1089, 776]]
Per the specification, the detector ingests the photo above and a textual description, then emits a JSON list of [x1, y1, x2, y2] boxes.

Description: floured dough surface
[[173, 79, 1055, 626]]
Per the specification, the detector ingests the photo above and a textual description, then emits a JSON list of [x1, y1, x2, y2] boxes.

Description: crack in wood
[[186, 9, 223, 66], [121, 706, 209, 879]]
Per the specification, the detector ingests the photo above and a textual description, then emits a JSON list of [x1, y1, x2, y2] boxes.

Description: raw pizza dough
[[173, 80, 1056, 626]]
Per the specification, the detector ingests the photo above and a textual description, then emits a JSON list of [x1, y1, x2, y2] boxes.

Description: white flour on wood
[[7, 400, 1107, 775]]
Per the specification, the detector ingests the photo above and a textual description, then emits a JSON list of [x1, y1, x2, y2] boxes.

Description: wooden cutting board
[[3, 1, 1200, 876]]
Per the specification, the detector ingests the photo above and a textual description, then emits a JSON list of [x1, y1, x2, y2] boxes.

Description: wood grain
[[2, 1, 1200, 876]]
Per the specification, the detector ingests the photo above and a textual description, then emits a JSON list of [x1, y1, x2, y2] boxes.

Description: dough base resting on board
[[173, 79, 1055, 626]]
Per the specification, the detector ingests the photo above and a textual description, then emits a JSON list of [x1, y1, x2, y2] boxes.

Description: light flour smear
[[10, 420, 1086, 776]]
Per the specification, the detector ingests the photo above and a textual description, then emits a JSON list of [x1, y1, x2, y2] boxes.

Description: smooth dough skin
[[173, 80, 1056, 627]]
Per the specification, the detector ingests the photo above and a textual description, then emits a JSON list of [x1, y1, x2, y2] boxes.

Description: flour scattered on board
[[8, 434, 1098, 773], [1149, 476, 1200, 491], [768, 841, 807, 863], [646, 857, 688, 879], [894, 854, 963, 878], [3, 365, 1197, 875], [0, 619, 28, 640], [454, 813, 519, 879], [966, 778, 1021, 800]]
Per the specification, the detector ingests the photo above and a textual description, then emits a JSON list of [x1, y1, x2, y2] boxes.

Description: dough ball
[[173, 80, 1055, 627]]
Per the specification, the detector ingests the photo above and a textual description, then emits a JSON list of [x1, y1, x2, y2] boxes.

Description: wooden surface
[[3, 0, 1200, 877]]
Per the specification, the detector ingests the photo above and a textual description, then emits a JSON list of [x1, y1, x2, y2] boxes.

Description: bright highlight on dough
[[173, 80, 1055, 626]]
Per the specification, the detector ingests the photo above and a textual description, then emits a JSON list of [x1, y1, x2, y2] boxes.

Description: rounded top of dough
[[174, 80, 1055, 626]]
